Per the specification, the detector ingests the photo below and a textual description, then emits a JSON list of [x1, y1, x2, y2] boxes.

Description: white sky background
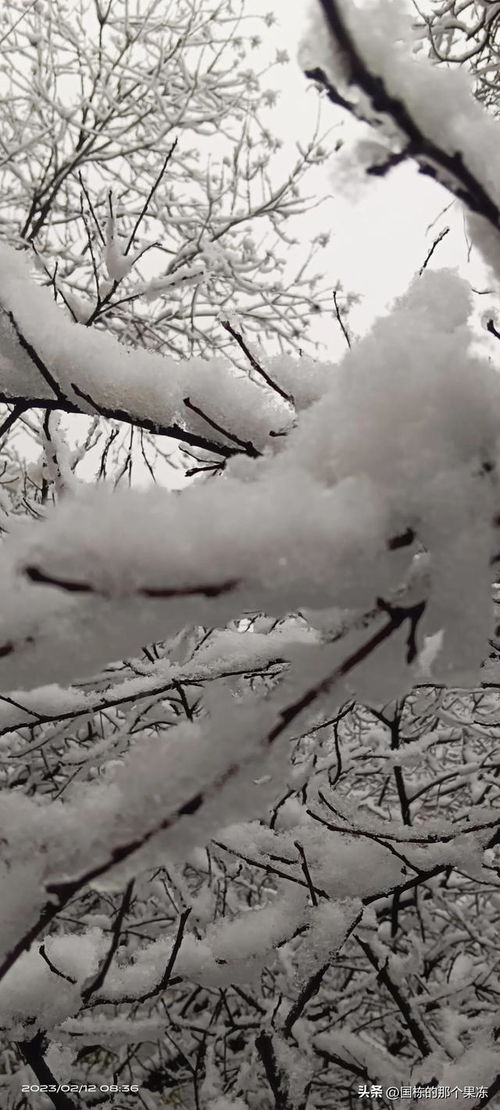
[[249, 0, 496, 354]]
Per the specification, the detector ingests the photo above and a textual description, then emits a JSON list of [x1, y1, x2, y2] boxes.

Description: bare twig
[[125, 139, 179, 255], [419, 226, 450, 275], [295, 840, 319, 906], [81, 880, 134, 1003], [332, 288, 351, 348], [134, 907, 191, 1004], [221, 318, 294, 404], [39, 943, 77, 985], [183, 395, 261, 457]]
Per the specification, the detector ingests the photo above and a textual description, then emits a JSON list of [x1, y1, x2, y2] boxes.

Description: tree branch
[[20, 1031, 78, 1110], [221, 319, 294, 404], [255, 1031, 290, 1110], [356, 935, 432, 1056], [313, 0, 500, 230], [81, 880, 134, 1003]]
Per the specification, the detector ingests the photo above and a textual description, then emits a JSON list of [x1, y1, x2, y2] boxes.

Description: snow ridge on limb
[[306, 0, 500, 239], [0, 245, 293, 460], [0, 266, 494, 692]]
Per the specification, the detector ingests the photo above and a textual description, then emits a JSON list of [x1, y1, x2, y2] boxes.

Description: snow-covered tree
[[414, 1, 500, 114], [0, 0, 331, 356], [0, 0, 337, 487], [0, 1, 500, 1108]]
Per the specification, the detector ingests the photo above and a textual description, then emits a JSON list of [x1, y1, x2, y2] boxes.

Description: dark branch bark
[[133, 907, 191, 1004], [356, 935, 432, 1056], [332, 289, 351, 348], [183, 394, 261, 457], [419, 226, 450, 275], [256, 1031, 290, 1110], [39, 943, 77, 985], [0, 401, 29, 439], [24, 564, 239, 599], [81, 880, 134, 1003], [221, 318, 294, 404], [284, 963, 330, 1036], [267, 600, 426, 746], [20, 1032, 79, 1110], [312, 0, 500, 230], [6, 311, 67, 402]]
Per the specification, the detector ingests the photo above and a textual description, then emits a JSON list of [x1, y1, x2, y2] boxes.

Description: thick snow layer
[[0, 267, 495, 694], [0, 930, 104, 1030], [0, 244, 290, 451]]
